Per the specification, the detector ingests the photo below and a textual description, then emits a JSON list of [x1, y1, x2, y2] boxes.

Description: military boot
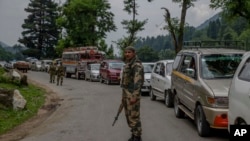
[[128, 135, 134, 141], [133, 136, 141, 141]]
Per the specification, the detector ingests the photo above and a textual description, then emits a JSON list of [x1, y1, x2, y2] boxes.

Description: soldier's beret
[[125, 46, 136, 52]]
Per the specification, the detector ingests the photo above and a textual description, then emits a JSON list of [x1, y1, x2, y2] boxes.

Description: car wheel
[[150, 89, 156, 101], [107, 79, 111, 85], [165, 90, 173, 108], [174, 94, 185, 118], [76, 72, 80, 80], [195, 105, 210, 137], [238, 119, 247, 125], [99, 76, 103, 83]]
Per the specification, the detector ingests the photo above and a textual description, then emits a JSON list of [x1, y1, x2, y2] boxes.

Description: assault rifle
[[112, 102, 123, 126]]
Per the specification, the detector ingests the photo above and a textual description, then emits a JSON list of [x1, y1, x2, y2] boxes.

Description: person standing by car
[[48, 63, 56, 83], [120, 46, 144, 141], [56, 62, 64, 86]]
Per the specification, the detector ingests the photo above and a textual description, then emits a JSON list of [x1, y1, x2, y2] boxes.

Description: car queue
[[24, 41, 250, 138]]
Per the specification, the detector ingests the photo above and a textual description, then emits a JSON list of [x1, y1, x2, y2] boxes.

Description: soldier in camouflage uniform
[[56, 62, 64, 86], [48, 63, 56, 83], [121, 46, 144, 141]]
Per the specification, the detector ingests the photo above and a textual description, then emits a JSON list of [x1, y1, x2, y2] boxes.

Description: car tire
[[165, 90, 173, 108], [195, 105, 210, 137], [76, 72, 81, 80], [174, 94, 185, 118], [107, 79, 111, 85], [150, 89, 156, 101], [99, 76, 103, 83]]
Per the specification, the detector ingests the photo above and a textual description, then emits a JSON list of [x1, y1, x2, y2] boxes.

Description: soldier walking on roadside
[[120, 46, 144, 141], [56, 62, 64, 86], [48, 62, 56, 83]]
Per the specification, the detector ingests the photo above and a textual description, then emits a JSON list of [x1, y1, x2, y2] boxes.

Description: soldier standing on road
[[121, 46, 144, 141], [56, 62, 64, 86], [48, 63, 56, 83]]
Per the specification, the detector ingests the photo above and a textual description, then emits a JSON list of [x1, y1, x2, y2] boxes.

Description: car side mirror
[[186, 68, 195, 78]]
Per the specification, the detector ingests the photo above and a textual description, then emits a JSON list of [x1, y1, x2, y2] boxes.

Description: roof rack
[[183, 41, 246, 50]]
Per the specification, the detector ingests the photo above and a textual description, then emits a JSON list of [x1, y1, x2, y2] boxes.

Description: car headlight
[[206, 96, 228, 107]]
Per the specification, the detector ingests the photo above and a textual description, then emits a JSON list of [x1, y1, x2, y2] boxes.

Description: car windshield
[[143, 64, 154, 73], [201, 54, 242, 79], [109, 62, 124, 69], [91, 64, 100, 70]]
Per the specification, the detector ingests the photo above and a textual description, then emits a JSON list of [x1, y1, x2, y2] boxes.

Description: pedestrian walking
[[48, 62, 56, 83], [56, 62, 64, 86], [120, 46, 144, 141]]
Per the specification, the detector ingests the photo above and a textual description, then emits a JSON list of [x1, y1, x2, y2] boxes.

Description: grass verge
[[0, 75, 45, 135]]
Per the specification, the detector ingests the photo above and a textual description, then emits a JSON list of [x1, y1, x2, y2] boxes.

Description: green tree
[[116, 0, 148, 53], [57, 0, 116, 50], [210, 0, 250, 22], [158, 49, 175, 60], [98, 39, 114, 59], [19, 0, 60, 59], [136, 46, 159, 62], [0, 46, 14, 61]]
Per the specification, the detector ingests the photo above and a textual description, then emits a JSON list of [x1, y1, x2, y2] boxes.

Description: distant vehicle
[[0, 61, 7, 67], [171, 41, 245, 137], [85, 63, 100, 82], [150, 60, 174, 106], [61, 46, 105, 79], [4, 61, 15, 69], [13, 61, 29, 72], [41, 59, 53, 72], [99, 59, 124, 85], [30, 61, 42, 71], [141, 62, 155, 94], [228, 51, 250, 127]]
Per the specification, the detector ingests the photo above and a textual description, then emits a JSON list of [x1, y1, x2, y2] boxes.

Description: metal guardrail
[[183, 41, 246, 50]]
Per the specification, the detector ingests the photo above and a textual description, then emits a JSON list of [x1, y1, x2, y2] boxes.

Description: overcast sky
[[0, 0, 220, 47]]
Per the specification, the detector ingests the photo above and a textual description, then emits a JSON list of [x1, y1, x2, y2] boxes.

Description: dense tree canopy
[[19, 0, 60, 59], [57, 0, 116, 48], [210, 0, 250, 22]]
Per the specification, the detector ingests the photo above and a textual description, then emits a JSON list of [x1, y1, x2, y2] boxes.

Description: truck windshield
[[201, 54, 242, 79]]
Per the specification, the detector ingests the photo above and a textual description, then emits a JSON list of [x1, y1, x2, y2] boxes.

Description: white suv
[[150, 60, 174, 107], [228, 51, 250, 126]]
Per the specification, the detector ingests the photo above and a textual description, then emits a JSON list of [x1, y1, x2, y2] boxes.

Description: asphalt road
[[22, 71, 229, 141]]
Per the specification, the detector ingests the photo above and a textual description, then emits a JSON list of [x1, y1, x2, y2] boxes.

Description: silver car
[[85, 63, 100, 81], [228, 51, 250, 127], [150, 60, 174, 106], [171, 41, 245, 137], [141, 62, 155, 94]]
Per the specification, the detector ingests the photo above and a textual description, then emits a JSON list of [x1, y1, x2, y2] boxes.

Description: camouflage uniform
[[56, 63, 64, 86], [121, 56, 144, 139], [48, 63, 56, 83]]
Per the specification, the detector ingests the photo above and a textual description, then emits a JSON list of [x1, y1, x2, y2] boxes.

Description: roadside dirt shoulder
[[0, 79, 61, 141]]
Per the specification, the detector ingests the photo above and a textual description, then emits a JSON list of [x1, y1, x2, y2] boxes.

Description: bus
[[62, 46, 105, 79]]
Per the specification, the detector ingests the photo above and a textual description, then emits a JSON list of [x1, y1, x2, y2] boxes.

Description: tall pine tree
[[19, 0, 60, 59]]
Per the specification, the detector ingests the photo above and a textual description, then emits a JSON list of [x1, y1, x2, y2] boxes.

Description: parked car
[[85, 63, 101, 82], [13, 61, 29, 72], [30, 61, 42, 71], [150, 60, 174, 106], [171, 41, 245, 137], [228, 51, 250, 127], [99, 60, 124, 85], [4, 61, 15, 69], [41, 59, 53, 72], [141, 62, 155, 94], [119, 62, 155, 94]]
